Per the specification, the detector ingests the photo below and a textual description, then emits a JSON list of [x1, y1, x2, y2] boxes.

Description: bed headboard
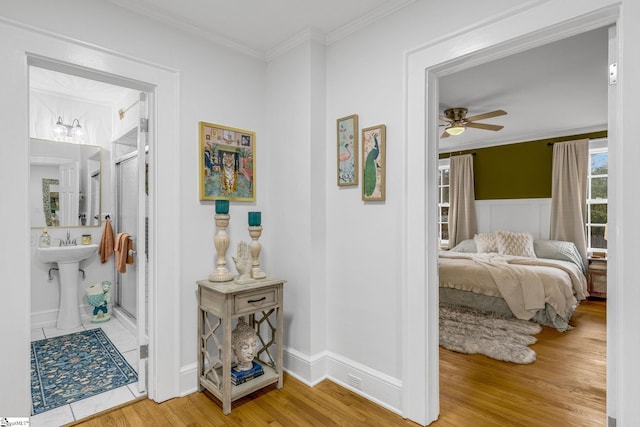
[[475, 198, 551, 240]]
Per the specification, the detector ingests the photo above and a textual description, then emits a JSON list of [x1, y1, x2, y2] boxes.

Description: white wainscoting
[[475, 198, 552, 239]]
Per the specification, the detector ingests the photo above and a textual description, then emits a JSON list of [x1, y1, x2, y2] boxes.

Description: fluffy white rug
[[439, 304, 543, 364]]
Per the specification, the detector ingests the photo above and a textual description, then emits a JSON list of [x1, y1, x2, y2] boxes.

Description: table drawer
[[235, 288, 278, 314]]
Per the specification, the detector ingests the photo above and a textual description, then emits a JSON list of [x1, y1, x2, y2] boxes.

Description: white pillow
[[496, 231, 537, 258], [449, 239, 477, 253], [474, 233, 498, 253]]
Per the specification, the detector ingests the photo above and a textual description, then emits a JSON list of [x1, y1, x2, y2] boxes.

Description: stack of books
[[231, 361, 264, 385]]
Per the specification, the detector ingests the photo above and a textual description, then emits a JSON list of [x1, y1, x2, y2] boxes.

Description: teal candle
[[215, 199, 229, 214], [248, 211, 261, 226]]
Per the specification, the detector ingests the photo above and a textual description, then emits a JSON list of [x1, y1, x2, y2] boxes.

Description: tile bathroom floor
[[30, 314, 144, 426]]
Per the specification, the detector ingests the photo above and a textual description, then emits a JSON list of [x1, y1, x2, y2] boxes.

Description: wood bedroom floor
[[436, 298, 606, 427], [67, 300, 605, 427]]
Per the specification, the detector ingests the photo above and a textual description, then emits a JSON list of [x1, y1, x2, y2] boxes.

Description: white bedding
[[439, 251, 588, 322]]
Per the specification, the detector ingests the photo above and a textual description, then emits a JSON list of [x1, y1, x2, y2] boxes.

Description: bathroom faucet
[[58, 230, 78, 246]]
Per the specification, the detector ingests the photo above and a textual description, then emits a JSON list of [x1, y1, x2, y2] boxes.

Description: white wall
[[0, 0, 266, 415], [2, 0, 640, 424], [265, 39, 328, 383], [324, 0, 533, 410], [29, 92, 115, 326], [475, 198, 551, 239]]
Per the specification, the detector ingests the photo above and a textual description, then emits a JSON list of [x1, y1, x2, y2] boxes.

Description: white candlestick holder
[[248, 225, 267, 279], [209, 214, 233, 282]]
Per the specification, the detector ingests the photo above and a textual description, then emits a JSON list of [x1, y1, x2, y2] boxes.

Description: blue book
[[231, 361, 264, 378], [231, 361, 264, 384]]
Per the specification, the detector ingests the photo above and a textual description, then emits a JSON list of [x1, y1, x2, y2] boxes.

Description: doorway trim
[[403, 3, 619, 424], [23, 40, 181, 404]]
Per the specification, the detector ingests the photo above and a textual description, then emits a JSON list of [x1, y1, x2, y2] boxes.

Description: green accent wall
[[440, 131, 607, 200]]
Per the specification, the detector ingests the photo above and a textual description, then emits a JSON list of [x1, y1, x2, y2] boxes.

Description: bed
[[439, 231, 589, 331]]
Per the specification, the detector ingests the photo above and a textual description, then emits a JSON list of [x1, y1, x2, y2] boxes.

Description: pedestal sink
[[37, 244, 98, 329]]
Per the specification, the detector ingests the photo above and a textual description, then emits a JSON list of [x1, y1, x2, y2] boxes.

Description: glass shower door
[[115, 154, 138, 318], [114, 91, 150, 394]]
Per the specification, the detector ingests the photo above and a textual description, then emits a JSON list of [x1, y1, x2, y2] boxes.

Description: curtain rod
[[444, 152, 476, 158]]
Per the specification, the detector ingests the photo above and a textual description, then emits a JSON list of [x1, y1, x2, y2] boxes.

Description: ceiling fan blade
[[439, 115, 453, 122], [465, 109, 507, 122], [440, 130, 450, 138], [466, 122, 504, 131]]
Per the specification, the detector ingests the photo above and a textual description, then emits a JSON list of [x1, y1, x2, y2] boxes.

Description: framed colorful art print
[[361, 124, 386, 202], [199, 121, 255, 201], [336, 114, 358, 186]]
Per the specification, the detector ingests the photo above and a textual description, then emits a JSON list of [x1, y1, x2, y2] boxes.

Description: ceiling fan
[[439, 107, 507, 138]]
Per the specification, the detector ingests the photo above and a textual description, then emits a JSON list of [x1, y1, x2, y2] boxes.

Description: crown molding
[[326, 0, 417, 45], [106, 0, 265, 60], [266, 27, 326, 62], [106, 0, 418, 61]]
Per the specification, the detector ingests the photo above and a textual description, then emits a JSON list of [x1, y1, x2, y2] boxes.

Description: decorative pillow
[[534, 239, 586, 274], [474, 233, 498, 253], [449, 239, 477, 253], [496, 231, 537, 258]]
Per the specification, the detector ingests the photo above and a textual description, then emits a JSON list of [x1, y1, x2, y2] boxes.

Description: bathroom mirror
[[30, 138, 101, 228]]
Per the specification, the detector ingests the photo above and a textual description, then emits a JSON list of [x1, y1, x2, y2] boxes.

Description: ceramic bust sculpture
[[231, 317, 257, 371]]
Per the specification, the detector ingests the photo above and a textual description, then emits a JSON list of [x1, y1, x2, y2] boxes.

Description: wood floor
[[68, 299, 605, 427]]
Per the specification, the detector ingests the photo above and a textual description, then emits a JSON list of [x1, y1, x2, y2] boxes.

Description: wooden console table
[[197, 277, 285, 414]]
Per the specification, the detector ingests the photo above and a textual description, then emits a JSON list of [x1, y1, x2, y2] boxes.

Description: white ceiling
[[31, 2, 609, 151], [106, 0, 416, 58], [30, 67, 135, 105], [438, 27, 609, 151]]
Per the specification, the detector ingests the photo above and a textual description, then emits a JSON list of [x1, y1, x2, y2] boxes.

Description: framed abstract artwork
[[361, 124, 386, 201], [336, 114, 359, 186], [199, 121, 255, 201]]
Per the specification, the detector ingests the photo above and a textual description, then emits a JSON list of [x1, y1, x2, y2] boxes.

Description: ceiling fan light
[[445, 125, 465, 136]]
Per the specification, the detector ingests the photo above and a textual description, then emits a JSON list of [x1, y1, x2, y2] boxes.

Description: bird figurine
[[363, 132, 380, 197]]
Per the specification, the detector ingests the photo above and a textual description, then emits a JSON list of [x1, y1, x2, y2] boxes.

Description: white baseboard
[[283, 347, 403, 416], [178, 347, 403, 416], [324, 352, 403, 415], [31, 308, 58, 329], [31, 303, 112, 329], [179, 362, 198, 397], [283, 346, 327, 386]]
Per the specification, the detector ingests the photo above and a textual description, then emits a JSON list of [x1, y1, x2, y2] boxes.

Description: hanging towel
[[99, 218, 115, 263], [114, 232, 132, 273]]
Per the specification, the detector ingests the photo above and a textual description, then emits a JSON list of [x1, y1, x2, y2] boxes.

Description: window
[[438, 159, 450, 247], [586, 139, 608, 252]]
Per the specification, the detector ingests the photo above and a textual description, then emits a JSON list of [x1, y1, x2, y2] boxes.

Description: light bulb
[[54, 117, 67, 138], [445, 125, 465, 136]]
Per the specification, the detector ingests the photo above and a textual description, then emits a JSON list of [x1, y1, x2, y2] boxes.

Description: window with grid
[[586, 140, 608, 252], [438, 159, 450, 248]]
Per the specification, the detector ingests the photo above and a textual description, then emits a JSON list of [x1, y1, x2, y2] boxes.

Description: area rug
[[439, 304, 543, 364], [31, 328, 137, 415]]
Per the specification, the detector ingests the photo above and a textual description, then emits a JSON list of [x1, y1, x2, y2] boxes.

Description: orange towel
[[99, 218, 115, 263], [114, 232, 132, 273]]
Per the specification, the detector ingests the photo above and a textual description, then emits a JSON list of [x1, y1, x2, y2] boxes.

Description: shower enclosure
[[112, 92, 150, 393]]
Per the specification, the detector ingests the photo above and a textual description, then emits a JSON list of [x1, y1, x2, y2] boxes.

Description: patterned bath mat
[[31, 328, 137, 415]]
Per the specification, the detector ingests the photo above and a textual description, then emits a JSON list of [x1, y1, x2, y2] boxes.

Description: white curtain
[[448, 154, 477, 249], [550, 139, 589, 266]]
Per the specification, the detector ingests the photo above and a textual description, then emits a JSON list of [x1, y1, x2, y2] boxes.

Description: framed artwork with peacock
[[199, 121, 256, 202], [336, 114, 359, 186], [361, 124, 386, 201]]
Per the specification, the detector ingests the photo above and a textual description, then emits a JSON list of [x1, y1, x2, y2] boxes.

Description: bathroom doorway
[[28, 58, 153, 420]]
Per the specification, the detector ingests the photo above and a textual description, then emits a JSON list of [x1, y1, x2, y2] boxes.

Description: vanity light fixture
[[54, 117, 85, 141]]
